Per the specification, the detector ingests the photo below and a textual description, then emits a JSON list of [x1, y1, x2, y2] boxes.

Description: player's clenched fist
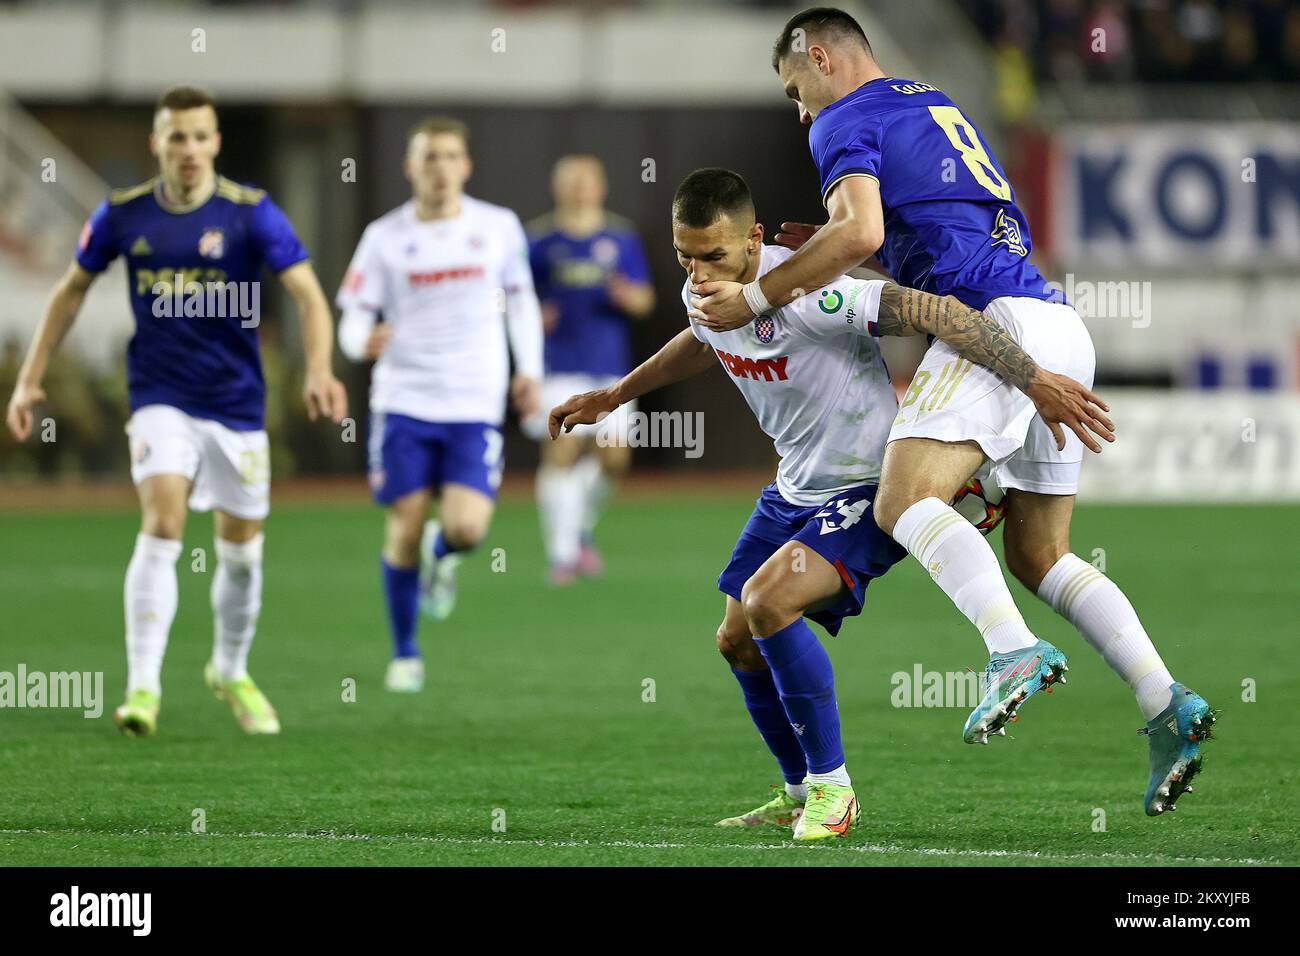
[[548, 389, 617, 439], [5, 380, 46, 442]]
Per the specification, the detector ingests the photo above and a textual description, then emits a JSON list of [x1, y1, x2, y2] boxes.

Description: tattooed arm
[[875, 283, 1116, 453]]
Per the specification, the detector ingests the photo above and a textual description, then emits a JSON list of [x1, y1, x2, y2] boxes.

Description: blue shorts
[[718, 481, 907, 636], [367, 413, 504, 505]]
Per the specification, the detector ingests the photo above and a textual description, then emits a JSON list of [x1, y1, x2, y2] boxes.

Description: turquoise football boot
[[962, 639, 1069, 744], [1140, 683, 1215, 816]]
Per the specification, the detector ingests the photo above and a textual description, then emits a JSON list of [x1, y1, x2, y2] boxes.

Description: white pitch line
[[0, 828, 1281, 866]]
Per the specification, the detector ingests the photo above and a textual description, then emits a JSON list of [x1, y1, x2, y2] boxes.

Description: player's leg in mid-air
[[716, 482, 904, 841], [420, 481, 494, 620], [872, 298, 1090, 743], [1001, 487, 1214, 816]]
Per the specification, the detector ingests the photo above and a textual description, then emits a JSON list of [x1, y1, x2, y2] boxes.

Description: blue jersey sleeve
[[249, 195, 310, 273], [810, 110, 884, 206], [75, 199, 118, 274], [616, 230, 651, 283]]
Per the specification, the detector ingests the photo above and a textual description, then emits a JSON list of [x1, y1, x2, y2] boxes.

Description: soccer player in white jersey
[[5, 86, 348, 736], [550, 169, 1100, 839], [337, 117, 544, 694], [693, 8, 1215, 816]]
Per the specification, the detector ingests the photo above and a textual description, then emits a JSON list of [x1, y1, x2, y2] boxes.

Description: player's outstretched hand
[[548, 389, 617, 439], [511, 374, 541, 420], [689, 280, 753, 332], [303, 370, 348, 424], [1026, 369, 1115, 453], [5, 380, 45, 442], [773, 221, 821, 251]]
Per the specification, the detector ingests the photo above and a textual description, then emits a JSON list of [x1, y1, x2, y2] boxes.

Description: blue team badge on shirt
[[198, 228, 225, 260], [754, 315, 776, 344]]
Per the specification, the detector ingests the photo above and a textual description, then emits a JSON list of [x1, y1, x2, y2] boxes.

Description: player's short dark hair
[[408, 116, 469, 147], [156, 85, 216, 113], [772, 7, 873, 71], [672, 168, 754, 229]]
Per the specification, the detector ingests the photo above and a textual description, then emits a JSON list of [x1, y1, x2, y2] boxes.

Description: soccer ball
[[951, 474, 1006, 535]]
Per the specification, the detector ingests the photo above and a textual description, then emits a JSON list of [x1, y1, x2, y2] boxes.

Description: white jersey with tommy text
[[683, 244, 897, 506], [337, 196, 543, 425]]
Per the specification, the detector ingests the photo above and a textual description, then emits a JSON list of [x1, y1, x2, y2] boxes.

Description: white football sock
[[785, 781, 809, 802], [124, 533, 183, 695], [211, 534, 264, 682], [575, 456, 611, 539], [805, 764, 851, 788], [893, 497, 1038, 655], [536, 465, 584, 567], [1037, 553, 1174, 720]]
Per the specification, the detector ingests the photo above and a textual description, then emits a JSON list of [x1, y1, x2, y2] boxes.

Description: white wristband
[[741, 279, 773, 317]]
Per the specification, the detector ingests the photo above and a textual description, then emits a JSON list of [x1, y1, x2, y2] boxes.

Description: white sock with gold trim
[[1037, 553, 1173, 720], [893, 497, 1038, 655]]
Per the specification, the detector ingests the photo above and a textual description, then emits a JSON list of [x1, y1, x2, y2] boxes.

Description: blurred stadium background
[[2, 0, 1297, 498]]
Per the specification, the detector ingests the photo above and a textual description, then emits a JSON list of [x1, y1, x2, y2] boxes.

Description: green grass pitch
[[1, 493, 1296, 866]]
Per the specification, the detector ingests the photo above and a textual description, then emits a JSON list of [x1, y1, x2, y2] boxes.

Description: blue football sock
[[732, 667, 808, 784], [754, 618, 845, 774], [381, 558, 420, 659]]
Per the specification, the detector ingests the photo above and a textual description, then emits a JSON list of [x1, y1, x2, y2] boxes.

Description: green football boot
[[204, 661, 281, 735], [114, 688, 160, 737], [1141, 683, 1215, 816], [715, 785, 805, 828], [792, 782, 860, 841]]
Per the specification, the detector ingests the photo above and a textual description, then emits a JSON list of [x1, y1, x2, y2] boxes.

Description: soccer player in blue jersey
[[693, 8, 1214, 815], [4, 86, 347, 737], [524, 156, 654, 584]]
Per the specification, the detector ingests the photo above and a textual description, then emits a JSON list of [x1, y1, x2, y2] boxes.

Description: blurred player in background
[[337, 118, 543, 693], [524, 156, 654, 584], [4, 86, 348, 736], [695, 6, 1214, 815]]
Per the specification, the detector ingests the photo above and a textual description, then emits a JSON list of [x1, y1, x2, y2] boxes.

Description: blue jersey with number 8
[[809, 77, 1052, 310]]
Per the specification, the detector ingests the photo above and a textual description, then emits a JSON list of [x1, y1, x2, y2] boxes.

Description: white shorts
[[125, 404, 271, 519], [887, 297, 1097, 496], [523, 373, 638, 443]]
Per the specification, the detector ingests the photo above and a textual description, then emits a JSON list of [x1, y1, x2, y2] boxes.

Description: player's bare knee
[[141, 511, 185, 541], [441, 519, 486, 552], [384, 520, 422, 566], [873, 485, 915, 536], [1006, 541, 1066, 593], [740, 576, 793, 638], [716, 623, 762, 669]]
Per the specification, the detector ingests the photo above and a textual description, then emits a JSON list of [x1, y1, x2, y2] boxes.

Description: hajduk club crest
[[754, 315, 776, 344]]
